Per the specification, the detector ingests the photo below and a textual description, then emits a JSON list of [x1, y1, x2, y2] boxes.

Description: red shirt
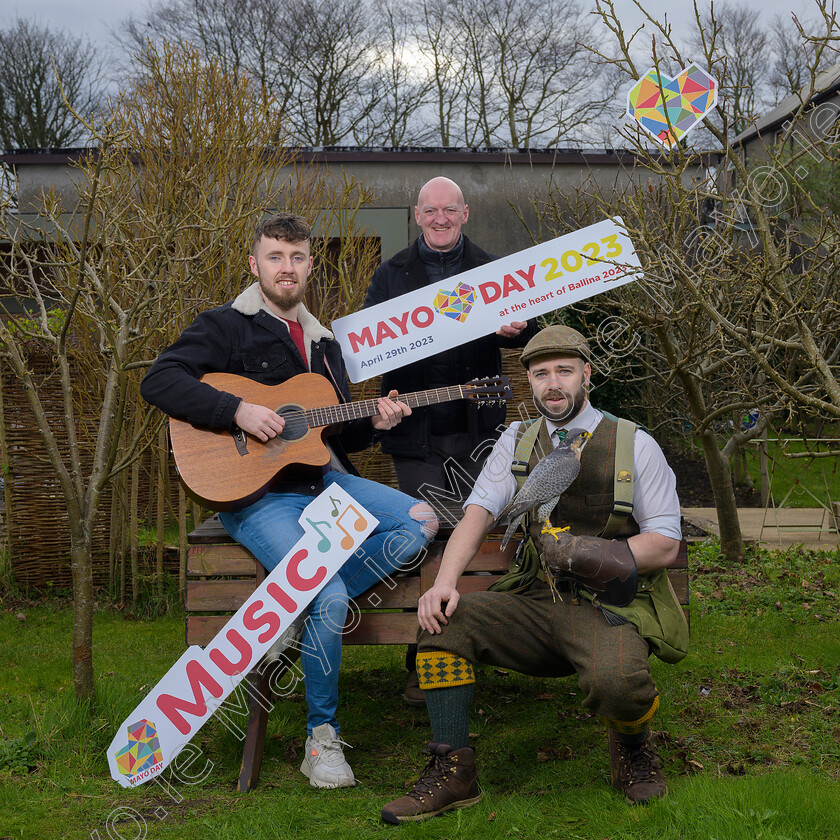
[[281, 318, 308, 370]]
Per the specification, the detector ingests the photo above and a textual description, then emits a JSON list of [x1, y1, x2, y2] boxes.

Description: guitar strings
[[279, 381, 500, 429]]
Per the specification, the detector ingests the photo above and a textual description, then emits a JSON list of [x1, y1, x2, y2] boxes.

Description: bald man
[[363, 177, 537, 705]]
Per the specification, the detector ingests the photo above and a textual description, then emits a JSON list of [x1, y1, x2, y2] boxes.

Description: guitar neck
[[305, 385, 467, 428]]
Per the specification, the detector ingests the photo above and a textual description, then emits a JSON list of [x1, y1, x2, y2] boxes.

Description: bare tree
[[0, 18, 104, 149], [413, 0, 619, 148], [412, 0, 471, 147], [688, 1, 770, 136], [450, 0, 500, 146], [768, 10, 840, 103], [360, 2, 436, 146], [537, 0, 840, 562], [0, 40, 376, 701], [123, 0, 387, 146], [118, 0, 620, 149], [282, 0, 384, 145], [479, 0, 618, 147], [120, 0, 291, 115]]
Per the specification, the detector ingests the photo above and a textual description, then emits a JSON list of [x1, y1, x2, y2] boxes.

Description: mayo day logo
[[114, 719, 164, 782], [333, 217, 642, 383], [627, 63, 717, 148], [433, 282, 475, 323]]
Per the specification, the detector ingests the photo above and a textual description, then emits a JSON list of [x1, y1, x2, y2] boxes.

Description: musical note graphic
[[305, 518, 332, 552], [334, 504, 368, 549], [329, 496, 342, 517]]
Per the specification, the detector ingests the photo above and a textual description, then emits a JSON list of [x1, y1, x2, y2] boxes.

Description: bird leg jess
[[538, 529, 639, 608]]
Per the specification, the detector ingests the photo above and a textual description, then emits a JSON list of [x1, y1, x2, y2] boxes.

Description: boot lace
[[623, 744, 660, 786], [406, 753, 457, 802]]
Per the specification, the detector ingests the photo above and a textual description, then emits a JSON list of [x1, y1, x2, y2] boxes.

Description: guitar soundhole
[[276, 404, 309, 441]]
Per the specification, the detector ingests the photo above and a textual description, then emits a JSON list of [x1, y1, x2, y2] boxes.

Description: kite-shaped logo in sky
[[627, 63, 718, 147]]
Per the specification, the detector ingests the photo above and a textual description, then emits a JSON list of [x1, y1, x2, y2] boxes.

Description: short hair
[[253, 213, 311, 252]]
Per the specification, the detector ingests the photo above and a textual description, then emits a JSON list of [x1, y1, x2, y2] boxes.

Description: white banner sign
[[107, 486, 376, 789], [333, 217, 641, 382]]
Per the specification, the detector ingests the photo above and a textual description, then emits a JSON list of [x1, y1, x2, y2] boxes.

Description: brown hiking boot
[[381, 743, 481, 823], [608, 730, 668, 804], [402, 670, 426, 708]]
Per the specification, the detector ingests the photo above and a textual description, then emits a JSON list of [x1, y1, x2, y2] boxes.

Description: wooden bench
[[186, 515, 689, 792]]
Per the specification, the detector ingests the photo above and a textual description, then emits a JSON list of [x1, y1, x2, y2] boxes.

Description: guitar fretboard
[[305, 385, 468, 428]]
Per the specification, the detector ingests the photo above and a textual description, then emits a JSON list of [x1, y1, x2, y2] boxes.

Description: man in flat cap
[[380, 325, 687, 823]]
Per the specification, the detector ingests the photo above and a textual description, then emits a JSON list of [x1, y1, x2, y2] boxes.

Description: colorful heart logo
[[627, 62, 717, 148], [114, 719, 163, 776], [433, 282, 475, 323]]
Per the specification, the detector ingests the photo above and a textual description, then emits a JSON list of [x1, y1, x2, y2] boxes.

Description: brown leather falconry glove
[[537, 530, 638, 607]]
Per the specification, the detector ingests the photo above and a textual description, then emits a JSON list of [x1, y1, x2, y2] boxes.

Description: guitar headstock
[[463, 376, 513, 406]]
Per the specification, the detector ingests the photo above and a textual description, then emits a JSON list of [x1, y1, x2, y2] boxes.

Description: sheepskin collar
[[231, 282, 333, 342]]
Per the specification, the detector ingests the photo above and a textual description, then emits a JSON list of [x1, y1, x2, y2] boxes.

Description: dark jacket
[[141, 283, 375, 479], [363, 235, 537, 459]]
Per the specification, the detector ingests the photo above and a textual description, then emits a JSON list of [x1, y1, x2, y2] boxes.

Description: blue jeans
[[219, 471, 432, 734]]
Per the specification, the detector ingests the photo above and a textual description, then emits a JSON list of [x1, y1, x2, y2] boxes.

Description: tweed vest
[[524, 414, 641, 543]]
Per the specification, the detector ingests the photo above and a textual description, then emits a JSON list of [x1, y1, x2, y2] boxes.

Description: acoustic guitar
[[169, 371, 513, 511]]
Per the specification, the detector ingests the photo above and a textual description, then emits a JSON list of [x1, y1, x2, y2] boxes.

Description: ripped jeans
[[220, 471, 436, 734]]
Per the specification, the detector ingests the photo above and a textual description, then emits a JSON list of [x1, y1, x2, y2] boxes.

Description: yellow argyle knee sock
[[417, 650, 475, 690], [417, 650, 475, 750], [602, 696, 659, 735]]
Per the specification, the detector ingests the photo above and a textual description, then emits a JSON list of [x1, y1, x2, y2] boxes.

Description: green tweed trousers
[[417, 581, 659, 732]]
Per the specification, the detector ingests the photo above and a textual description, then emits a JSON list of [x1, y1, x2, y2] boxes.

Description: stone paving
[[682, 507, 840, 550]]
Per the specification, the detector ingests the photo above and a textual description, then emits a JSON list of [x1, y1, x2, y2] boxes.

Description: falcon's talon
[[541, 524, 571, 540]]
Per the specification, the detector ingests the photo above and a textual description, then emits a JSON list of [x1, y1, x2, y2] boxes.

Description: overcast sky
[[4, 0, 827, 54]]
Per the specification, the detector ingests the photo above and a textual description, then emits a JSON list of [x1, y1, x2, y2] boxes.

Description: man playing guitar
[[142, 213, 440, 790]]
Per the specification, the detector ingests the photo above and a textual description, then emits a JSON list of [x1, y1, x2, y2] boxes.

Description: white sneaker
[[300, 723, 355, 788]]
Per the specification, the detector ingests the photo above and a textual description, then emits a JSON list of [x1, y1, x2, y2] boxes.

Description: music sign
[[332, 217, 641, 383], [107, 485, 375, 788]]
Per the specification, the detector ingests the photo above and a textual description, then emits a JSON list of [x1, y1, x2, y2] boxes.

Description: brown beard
[[258, 273, 306, 311], [532, 384, 587, 423]]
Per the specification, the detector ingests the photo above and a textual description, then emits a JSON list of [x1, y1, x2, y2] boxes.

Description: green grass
[[741, 434, 840, 508], [1, 541, 840, 839], [136, 521, 190, 548]]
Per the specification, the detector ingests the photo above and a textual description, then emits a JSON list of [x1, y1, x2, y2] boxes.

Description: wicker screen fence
[[0, 350, 532, 598]]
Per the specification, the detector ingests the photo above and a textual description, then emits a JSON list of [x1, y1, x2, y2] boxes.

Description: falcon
[[496, 428, 590, 549]]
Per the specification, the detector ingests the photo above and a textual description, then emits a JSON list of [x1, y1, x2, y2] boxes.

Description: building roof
[[735, 60, 840, 145], [0, 146, 699, 167]]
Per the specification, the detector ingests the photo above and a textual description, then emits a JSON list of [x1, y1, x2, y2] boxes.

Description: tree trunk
[[0, 372, 14, 560], [731, 414, 755, 491], [69, 524, 95, 701], [108, 489, 119, 599], [698, 429, 744, 562], [130, 454, 140, 607]]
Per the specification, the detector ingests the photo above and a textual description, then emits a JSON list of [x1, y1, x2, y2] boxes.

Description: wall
[[4, 147, 700, 260]]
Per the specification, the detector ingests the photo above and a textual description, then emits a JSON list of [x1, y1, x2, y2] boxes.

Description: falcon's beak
[[569, 431, 591, 456]]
